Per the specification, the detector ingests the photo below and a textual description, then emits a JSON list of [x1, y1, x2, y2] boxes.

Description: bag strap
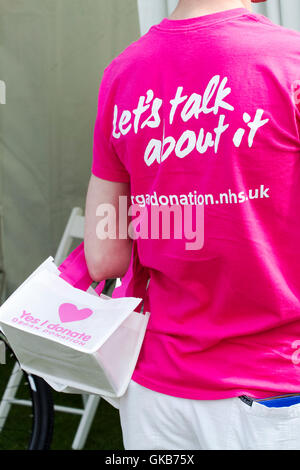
[[112, 241, 150, 313], [58, 241, 105, 293], [58, 240, 149, 308]]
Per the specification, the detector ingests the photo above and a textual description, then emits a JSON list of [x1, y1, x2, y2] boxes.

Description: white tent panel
[[280, 0, 300, 31], [138, 0, 300, 35], [137, 0, 167, 35], [253, 0, 282, 24]]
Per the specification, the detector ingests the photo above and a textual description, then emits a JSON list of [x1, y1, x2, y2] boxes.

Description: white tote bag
[[0, 242, 150, 402]]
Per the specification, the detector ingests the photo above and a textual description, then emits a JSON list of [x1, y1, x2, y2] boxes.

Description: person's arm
[[84, 173, 132, 282]]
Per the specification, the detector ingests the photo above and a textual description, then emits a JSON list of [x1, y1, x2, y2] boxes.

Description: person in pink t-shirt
[[84, 0, 300, 450]]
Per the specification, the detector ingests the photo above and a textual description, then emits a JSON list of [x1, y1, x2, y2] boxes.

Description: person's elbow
[[85, 241, 132, 282]]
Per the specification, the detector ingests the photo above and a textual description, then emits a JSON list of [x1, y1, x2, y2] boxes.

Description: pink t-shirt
[[91, 7, 300, 399]]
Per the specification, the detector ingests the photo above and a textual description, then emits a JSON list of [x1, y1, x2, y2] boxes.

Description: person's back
[[90, 1, 300, 449]]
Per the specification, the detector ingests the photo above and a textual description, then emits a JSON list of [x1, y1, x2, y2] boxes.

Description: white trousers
[[118, 380, 300, 450]]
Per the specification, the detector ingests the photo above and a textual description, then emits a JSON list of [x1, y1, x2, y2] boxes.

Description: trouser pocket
[[236, 397, 300, 450]]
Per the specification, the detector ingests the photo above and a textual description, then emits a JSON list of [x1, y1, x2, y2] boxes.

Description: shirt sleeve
[[91, 66, 130, 183]]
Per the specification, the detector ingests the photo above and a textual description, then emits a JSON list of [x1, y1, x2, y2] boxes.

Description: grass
[[50, 391, 124, 450], [0, 366, 124, 450]]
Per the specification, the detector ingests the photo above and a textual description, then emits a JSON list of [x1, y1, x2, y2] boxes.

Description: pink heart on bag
[[58, 302, 93, 323]]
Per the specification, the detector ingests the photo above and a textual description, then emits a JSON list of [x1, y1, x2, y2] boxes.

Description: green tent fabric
[[2, 0, 299, 300], [0, 0, 140, 298]]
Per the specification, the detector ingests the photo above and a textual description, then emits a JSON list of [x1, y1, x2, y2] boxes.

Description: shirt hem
[[131, 371, 287, 401]]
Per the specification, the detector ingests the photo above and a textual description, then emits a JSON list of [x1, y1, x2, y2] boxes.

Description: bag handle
[[112, 241, 150, 313], [58, 240, 150, 309], [58, 241, 105, 294]]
